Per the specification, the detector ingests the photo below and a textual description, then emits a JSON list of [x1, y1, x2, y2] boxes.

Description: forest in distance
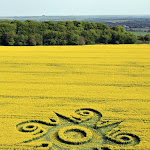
[[0, 20, 150, 46]]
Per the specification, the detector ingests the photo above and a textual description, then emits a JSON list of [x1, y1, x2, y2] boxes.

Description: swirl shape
[[106, 131, 140, 145], [71, 108, 102, 124], [17, 122, 47, 143]]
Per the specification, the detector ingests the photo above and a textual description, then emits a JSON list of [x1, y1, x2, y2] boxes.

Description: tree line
[[0, 20, 138, 46], [138, 34, 150, 42]]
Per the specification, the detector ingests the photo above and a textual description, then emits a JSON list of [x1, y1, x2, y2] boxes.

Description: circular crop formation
[[21, 123, 38, 132], [58, 125, 93, 145], [107, 132, 140, 146], [75, 109, 94, 117], [113, 133, 140, 145]]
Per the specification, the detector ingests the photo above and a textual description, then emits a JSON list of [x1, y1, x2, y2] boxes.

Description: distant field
[[131, 31, 150, 36], [107, 20, 129, 23], [0, 45, 150, 149], [131, 28, 150, 32]]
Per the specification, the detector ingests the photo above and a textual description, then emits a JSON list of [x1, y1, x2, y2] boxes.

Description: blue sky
[[1, 0, 150, 16]]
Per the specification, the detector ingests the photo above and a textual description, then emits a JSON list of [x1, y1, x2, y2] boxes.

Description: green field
[[131, 31, 150, 36]]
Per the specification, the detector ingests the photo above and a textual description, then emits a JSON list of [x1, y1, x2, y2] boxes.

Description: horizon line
[[0, 14, 150, 17]]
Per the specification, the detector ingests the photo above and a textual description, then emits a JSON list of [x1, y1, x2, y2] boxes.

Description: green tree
[[3, 32, 15, 46], [98, 29, 112, 44], [111, 26, 126, 33], [0, 23, 16, 34], [125, 32, 137, 44], [96, 23, 109, 30], [81, 29, 99, 44], [0, 20, 139, 46], [82, 22, 96, 30], [137, 35, 145, 41], [43, 21, 55, 30], [144, 34, 150, 41], [12, 20, 28, 35], [25, 20, 41, 35], [34, 34, 43, 45], [111, 31, 126, 44], [43, 31, 67, 45], [65, 21, 76, 30], [53, 24, 66, 32], [67, 32, 80, 45], [0, 33, 2, 45], [28, 35, 37, 46], [14, 34, 28, 46], [0, 22, 16, 45]]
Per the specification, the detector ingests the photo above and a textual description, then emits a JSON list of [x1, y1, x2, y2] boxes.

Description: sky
[[0, 0, 150, 16]]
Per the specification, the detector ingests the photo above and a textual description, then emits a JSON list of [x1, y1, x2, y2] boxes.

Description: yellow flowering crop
[[0, 45, 149, 149]]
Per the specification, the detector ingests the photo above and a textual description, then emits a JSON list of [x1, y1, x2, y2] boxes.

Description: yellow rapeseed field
[[0, 45, 150, 150]]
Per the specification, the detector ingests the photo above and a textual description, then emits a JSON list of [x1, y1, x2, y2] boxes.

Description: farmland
[[0, 45, 150, 149], [131, 31, 150, 36]]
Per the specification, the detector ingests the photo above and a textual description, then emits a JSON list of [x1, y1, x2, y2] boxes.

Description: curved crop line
[[16, 119, 59, 128], [16, 118, 59, 144], [54, 108, 102, 124], [75, 108, 103, 118], [106, 131, 140, 145]]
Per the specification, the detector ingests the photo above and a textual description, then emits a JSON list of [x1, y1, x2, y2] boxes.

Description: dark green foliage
[[43, 30, 67, 45], [125, 32, 137, 44], [67, 32, 79, 45], [138, 35, 145, 41], [0, 20, 138, 46], [144, 34, 150, 41], [99, 29, 112, 44], [5, 32, 15, 46], [96, 23, 109, 30], [137, 34, 150, 42], [28, 35, 37, 46], [14, 34, 28, 46], [111, 25, 126, 33], [0, 22, 16, 33]]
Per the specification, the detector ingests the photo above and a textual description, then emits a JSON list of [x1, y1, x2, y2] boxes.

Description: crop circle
[[58, 125, 93, 144], [21, 123, 38, 132]]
